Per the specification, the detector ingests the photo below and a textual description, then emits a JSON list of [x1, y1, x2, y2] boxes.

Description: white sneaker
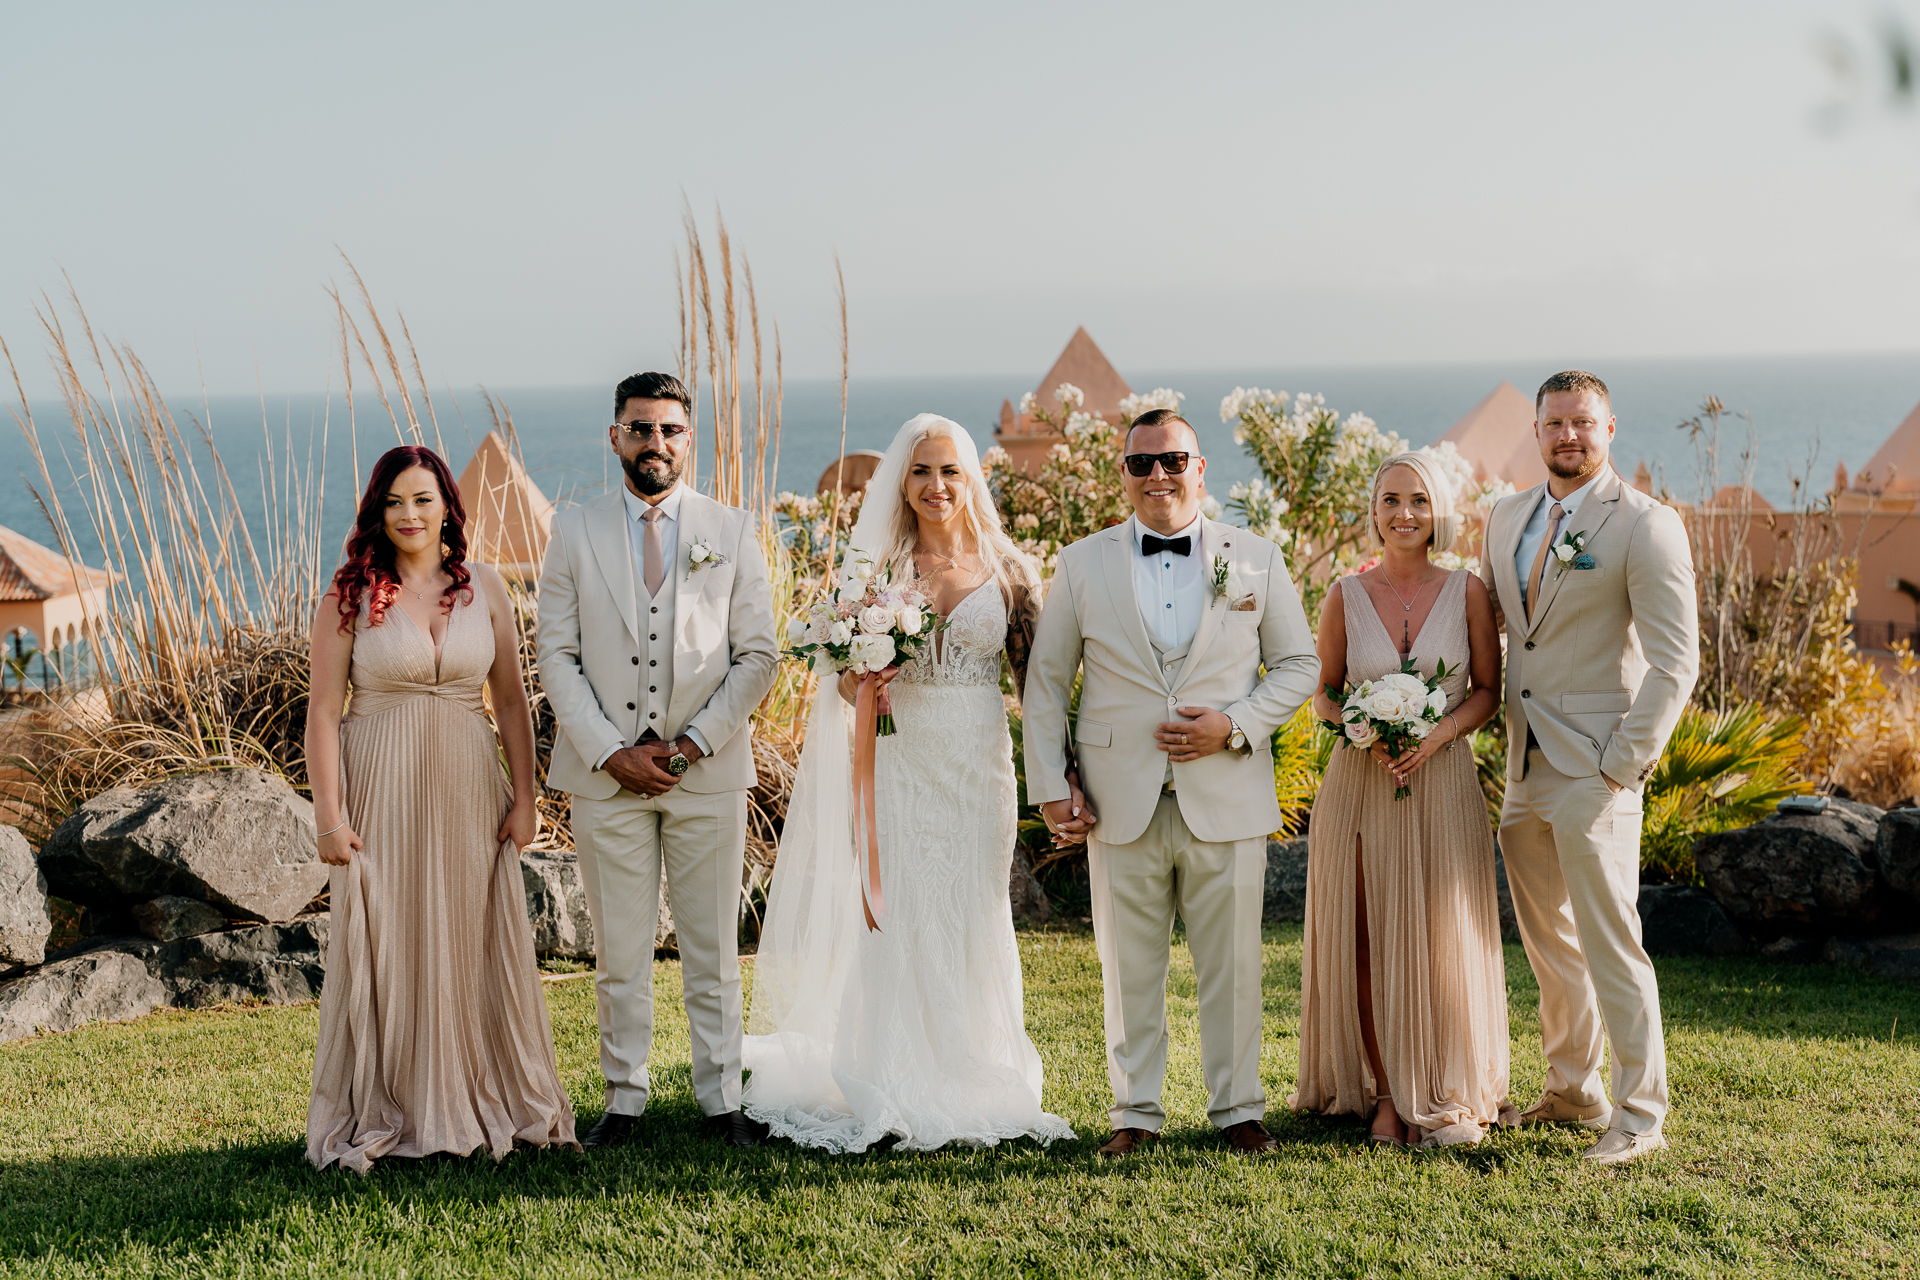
[[1581, 1128, 1667, 1165]]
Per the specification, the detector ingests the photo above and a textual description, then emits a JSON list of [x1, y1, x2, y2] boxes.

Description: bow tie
[[1141, 534, 1191, 557]]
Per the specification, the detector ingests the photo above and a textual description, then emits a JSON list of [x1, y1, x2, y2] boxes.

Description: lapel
[[585, 491, 641, 647], [672, 487, 712, 647], [1100, 520, 1164, 688], [1497, 485, 1544, 628], [1527, 466, 1622, 636], [1172, 519, 1233, 692]]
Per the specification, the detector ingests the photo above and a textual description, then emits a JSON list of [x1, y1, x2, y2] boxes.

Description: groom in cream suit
[[1480, 370, 1697, 1165], [1025, 408, 1320, 1156], [537, 371, 778, 1150]]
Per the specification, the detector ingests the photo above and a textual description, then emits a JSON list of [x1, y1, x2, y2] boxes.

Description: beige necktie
[[640, 507, 667, 598], [1525, 501, 1565, 624]]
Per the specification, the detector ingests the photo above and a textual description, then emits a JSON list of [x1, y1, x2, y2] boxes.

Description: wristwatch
[[665, 745, 692, 776], [1226, 717, 1250, 756]]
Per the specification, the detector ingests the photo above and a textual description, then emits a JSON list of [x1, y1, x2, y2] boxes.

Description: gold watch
[[1226, 717, 1249, 755]]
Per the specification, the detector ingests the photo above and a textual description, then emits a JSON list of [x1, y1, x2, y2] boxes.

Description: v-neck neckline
[[1357, 570, 1449, 661], [393, 594, 454, 681]]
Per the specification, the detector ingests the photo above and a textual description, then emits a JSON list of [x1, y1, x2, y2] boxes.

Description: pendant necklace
[[1381, 571, 1435, 655]]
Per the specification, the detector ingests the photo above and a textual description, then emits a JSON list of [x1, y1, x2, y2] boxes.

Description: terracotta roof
[[456, 432, 555, 570], [1856, 398, 1920, 494], [0, 525, 117, 603], [1435, 382, 1550, 489], [1001, 328, 1133, 438]]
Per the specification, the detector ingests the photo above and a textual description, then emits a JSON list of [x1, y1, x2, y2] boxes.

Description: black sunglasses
[[1123, 451, 1191, 477], [615, 421, 690, 441]]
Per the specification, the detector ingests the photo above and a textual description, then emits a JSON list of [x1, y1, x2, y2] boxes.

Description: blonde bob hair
[[1365, 450, 1459, 554]]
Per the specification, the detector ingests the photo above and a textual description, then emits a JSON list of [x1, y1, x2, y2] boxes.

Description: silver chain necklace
[[1380, 570, 1437, 612]]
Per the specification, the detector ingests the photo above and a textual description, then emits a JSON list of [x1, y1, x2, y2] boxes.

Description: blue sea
[[5, 351, 1917, 578]]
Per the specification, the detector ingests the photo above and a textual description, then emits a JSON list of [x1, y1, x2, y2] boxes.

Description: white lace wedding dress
[[741, 579, 1074, 1152]]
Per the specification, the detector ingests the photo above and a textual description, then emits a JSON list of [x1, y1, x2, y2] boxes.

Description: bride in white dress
[[742, 414, 1076, 1153]]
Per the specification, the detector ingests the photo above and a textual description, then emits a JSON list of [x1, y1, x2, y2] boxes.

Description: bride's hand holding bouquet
[[1320, 657, 1455, 799], [784, 553, 941, 735]]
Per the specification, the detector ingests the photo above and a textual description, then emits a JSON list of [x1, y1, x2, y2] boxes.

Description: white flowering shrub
[[773, 487, 864, 595]]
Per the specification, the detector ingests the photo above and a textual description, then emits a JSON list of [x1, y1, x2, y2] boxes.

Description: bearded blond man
[[1478, 370, 1697, 1165]]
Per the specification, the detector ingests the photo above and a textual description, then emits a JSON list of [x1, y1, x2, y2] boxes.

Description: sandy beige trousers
[[1088, 794, 1268, 1133], [572, 785, 748, 1118], [1500, 750, 1668, 1135]]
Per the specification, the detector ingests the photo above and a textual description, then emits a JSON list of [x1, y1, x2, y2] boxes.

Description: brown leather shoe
[[1097, 1127, 1159, 1157], [1222, 1119, 1279, 1154]]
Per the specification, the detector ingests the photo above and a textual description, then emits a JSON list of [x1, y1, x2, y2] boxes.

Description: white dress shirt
[[593, 482, 711, 768], [1130, 514, 1207, 652], [1514, 472, 1599, 612]]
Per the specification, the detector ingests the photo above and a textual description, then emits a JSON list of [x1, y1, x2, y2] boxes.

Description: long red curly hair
[[331, 446, 472, 633]]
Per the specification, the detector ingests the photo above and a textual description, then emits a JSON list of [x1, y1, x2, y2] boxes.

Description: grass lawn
[[1, 924, 1917, 1278]]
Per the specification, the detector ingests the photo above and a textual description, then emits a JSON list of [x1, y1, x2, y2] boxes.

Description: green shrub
[[1641, 704, 1808, 883]]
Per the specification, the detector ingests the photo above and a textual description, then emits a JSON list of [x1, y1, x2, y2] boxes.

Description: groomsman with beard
[[537, 372, 779, 1150], [1023, 408, 1320, 1156]]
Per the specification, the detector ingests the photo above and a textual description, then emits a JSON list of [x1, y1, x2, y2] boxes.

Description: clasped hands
[[1041, 705, 1234, 847], [605, 735, 704, 799]]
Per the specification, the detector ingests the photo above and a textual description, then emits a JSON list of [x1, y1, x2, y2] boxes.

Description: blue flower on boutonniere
[[1572, 553, 1597, 570]]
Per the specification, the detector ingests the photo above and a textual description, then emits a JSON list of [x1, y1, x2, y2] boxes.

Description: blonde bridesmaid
[[305, 445, 578, 1172], [1292, 451, 1516, 1148]]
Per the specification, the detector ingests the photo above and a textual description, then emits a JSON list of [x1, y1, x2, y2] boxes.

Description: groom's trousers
[[1500, 750, 1668, 1135], [571, 785, 748, 1118], [1088, 793, 1268, 1133]]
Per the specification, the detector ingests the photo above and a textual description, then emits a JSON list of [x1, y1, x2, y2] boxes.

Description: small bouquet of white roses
[[1320, 657, 1455, 800], [784, 554, 941, 735]]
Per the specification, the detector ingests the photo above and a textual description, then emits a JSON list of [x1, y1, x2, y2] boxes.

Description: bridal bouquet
[[1321, 657, 1455, 800], [784, 555, 940, 735]]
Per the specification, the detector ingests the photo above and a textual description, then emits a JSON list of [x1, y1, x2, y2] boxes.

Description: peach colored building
[[0, 524, 115, 663], [456, 432, 554, 580], [994, 327, 1132, 474]]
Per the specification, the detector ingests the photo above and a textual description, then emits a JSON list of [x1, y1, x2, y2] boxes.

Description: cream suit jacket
[[1024, 519, 1320, 846], [536, 488, 778, 799], [1479, 465, 1698, 790]]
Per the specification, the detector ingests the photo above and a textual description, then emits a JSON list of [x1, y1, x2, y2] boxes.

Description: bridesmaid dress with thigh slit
[[1292, 570, 1515, 1145], [307, 591, 578, 1172]]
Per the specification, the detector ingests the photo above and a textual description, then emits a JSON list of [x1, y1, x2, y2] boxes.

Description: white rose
[[1345, 718, 1379, 748], [828, 620, 853, 646], [850, 632, 896, 673], [895, 604, 924, 637], [689, 543, 711, 564], [1406, 717, 1434, 740], [839, 579, 867, 605], [812, 651, 835, 675], [858, 604, 895, 635], [786, 618, 807, 646], [1553, 543, 1575, 563], [806, 613, 833, 645], [1359, 687, 1402, 722], [1426, 687, 1448, 717]]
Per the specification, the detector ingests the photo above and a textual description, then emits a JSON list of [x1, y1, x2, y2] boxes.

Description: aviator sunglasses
[[1122, 450, 1191, 477], [615, 421, 690, 441]]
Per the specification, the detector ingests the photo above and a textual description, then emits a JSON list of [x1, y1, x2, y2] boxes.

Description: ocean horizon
[[5, 349, 1918, 575]]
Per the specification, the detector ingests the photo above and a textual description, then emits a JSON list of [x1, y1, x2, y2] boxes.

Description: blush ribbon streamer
[[852, 674, 887, 932]]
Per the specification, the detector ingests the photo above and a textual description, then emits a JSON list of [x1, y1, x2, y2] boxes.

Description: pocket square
[[1229, 592, 1257, 612], [1572, 553, 1597, 570]]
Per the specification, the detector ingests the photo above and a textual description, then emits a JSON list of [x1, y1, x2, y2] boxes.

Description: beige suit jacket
[[536, 488, 778, 799], [1024, 519, 1320, 846], [1479, 465, 1698, 790]]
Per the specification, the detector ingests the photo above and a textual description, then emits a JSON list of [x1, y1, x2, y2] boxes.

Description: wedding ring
[[1181, 734, 1189, 745]]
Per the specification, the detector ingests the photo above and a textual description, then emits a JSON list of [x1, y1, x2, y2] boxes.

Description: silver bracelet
[[318, 820, 348, 838]]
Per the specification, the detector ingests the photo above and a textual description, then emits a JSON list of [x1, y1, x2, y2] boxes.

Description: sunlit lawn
[[1, 923, 1916, 1277]]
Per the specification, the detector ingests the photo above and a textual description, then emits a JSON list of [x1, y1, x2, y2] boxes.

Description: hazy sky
[[5, 0, 1920, 398]]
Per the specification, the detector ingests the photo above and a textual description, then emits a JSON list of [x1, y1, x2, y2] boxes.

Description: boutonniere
[[1550, 530, 1588, 577], [688, 539, 727, 573], [1209, 554, 1240, 600]]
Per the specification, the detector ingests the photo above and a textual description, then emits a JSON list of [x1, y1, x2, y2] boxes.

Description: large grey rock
[[1263, 838, 1308, 923], [76, 915, 329, 1009], [1878, 810, 1920, 901], [0, 824, 52, 969], [1693, 799, 1903, 936], [0, 951, 165, 1041], [1637, 884, 1747, 957], [39, 768, 324, 923], [1010, 846, 1051, 926], [520, 848, 595, 960], [131, 895, 228, 942], [1824, 932, 1920, 982]]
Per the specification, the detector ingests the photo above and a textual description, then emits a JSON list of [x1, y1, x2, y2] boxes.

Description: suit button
[[1521, 690, 1530, 699], [631, 656, 640, 665], [650, 660, 657, 667], [649, 686, 657, 693], [1524, 641, 1535, 650], [626, 702, 636, 710], [650, 633, 657, 641], [649, 712, 657, 719], [651, 606, 658, 613]]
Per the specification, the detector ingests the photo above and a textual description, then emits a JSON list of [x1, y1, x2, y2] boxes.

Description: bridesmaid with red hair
[[305, 445, 577, 1173]]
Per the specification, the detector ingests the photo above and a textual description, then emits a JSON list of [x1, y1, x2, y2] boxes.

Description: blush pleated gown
[[307, 591, 578, 1173], [1291, 570, 1516, 1145]]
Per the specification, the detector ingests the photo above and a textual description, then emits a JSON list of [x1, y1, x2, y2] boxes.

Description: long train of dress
[[742, 582, 1074, 1152]]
